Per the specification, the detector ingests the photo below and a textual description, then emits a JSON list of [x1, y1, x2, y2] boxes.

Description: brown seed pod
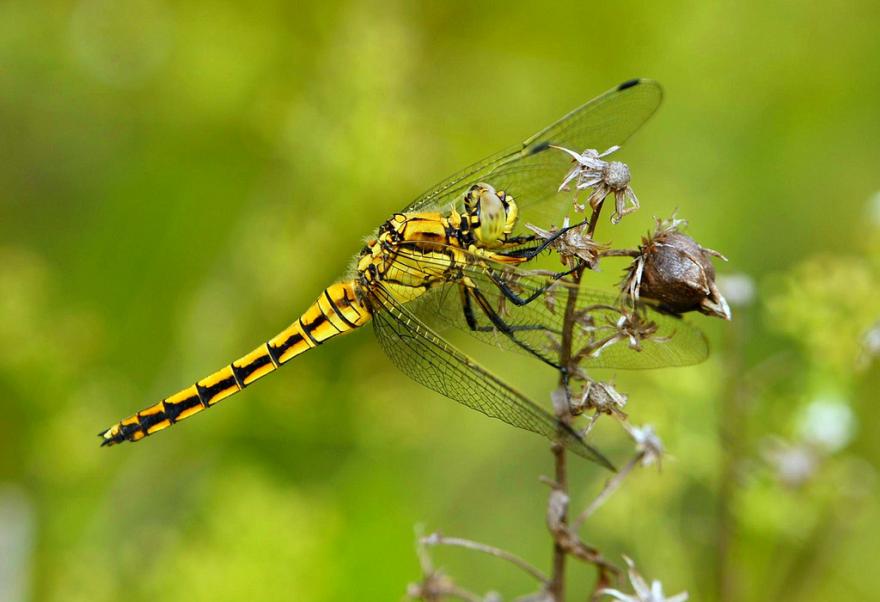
[[623, 219, 731, 320]]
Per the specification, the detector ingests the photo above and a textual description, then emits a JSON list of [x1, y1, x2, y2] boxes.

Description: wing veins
[[369, 282, 612, 468]]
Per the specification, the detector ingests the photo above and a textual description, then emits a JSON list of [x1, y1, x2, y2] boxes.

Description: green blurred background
[[1, 1, 878, 600]]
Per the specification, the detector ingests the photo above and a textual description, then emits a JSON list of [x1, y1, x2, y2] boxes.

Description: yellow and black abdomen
[[99, 281, 371, 446]]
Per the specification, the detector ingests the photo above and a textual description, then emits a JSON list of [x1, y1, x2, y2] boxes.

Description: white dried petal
[[625, 424, 664, 467], [598, 556, 689, 602]]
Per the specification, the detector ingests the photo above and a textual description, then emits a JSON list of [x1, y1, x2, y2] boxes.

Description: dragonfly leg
[[463, 284, 562, 370], [460, 284, 553, 334], [487, 265, 580, 307], [498, 219, 590, 261], [463, 283, 576, 409]]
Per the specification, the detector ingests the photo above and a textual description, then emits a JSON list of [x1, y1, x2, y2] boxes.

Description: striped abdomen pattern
[[99, 281, 370, 446]]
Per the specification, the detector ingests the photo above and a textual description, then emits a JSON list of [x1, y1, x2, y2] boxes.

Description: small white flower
[[599, 556, 688, 602], [762, 438, 818, 488], [798, 396, 855, 452], [624, 423, 664, 467], [553, 145, 639, 224]]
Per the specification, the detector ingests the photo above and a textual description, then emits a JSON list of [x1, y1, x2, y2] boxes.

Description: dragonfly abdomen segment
[[99, 281, 371, 446]]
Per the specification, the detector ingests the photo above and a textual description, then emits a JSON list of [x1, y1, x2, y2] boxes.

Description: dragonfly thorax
[[462, 183, 518, 247]]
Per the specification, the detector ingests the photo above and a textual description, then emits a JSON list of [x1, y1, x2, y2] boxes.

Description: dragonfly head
[[464, 183, 518, 246]]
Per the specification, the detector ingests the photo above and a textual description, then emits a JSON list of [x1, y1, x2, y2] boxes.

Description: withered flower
[[599, 555, 688, 602], [552, 145, 639, 223], [623, 423, 665, 468], [570, 379, 628, 419], [576, 305, 666, 361], [621, 216, 731, 320], [527, 218, 607, 268]]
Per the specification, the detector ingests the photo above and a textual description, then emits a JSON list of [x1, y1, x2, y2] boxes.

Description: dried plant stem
[[422, 533, 549, 584], [431, 584, 484, 602], [547, 271, 581, 600], [573, 452, 644, 529], [599, 248, 640, 258], [547, 442, 569, 600], [411, 578, 485, 602], [547, 205, 605, 601]]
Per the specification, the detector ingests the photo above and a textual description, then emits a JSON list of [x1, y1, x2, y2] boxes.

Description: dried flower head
[[527, 219, 607, 268], [623, 423, 665, 467], [621, 216, 731, 320], [552, 145, 639, 224], [576, 305, 667, 362], [599, 556, 688, 602], [570, 379, 628, 419]]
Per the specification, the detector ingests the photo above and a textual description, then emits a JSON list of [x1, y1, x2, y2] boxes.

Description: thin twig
[[436, 584, 485, 602], [407, 577, 486, 602], [422, 533, 549, 584], [546, 203, 605, 601], [573, 452, 644, 530], [598, 248, 640, 258], [414, 524, 435, 575]]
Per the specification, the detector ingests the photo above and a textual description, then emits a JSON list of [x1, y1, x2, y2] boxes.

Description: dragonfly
[[99, 78, 707, 468]]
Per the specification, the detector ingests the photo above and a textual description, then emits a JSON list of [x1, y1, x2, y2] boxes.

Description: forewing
[[369, 282, 612, 468], [403, 79, 663, 221]]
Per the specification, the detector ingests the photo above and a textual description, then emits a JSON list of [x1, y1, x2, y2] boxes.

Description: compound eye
[[474, 185, 505, 243]]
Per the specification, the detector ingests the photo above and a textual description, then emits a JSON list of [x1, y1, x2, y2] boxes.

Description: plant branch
[[422, 533, 549, 584], [573, 452, 644, 529], [547, 201, 607, 601], [599, 248, 640, 258]]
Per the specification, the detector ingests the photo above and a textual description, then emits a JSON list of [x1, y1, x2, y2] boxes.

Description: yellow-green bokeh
[[1, 1, 878, 601]]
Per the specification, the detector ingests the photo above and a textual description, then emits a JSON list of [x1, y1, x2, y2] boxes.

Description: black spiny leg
[[460, 284, 554, 334], [463, 285, 561, 370], [488, 265, 581, 307], [499, 219, 590, 261], [461, 284, 480, 331]]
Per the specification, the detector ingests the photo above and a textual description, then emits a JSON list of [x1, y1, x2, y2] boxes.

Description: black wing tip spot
[[617, 78, 641, 91], [527, 140, 552, 156]]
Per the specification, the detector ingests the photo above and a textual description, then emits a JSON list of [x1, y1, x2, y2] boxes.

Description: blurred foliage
[[1, 1, 878, 601]]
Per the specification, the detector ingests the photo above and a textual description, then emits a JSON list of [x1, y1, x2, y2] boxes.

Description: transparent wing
[[403, 79, 663, 221], [392, 245, 709, 370], [369, 282, 612, 469]]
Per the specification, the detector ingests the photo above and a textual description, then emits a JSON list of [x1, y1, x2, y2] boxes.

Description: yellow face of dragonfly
[[463, 183, 518, 247]]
